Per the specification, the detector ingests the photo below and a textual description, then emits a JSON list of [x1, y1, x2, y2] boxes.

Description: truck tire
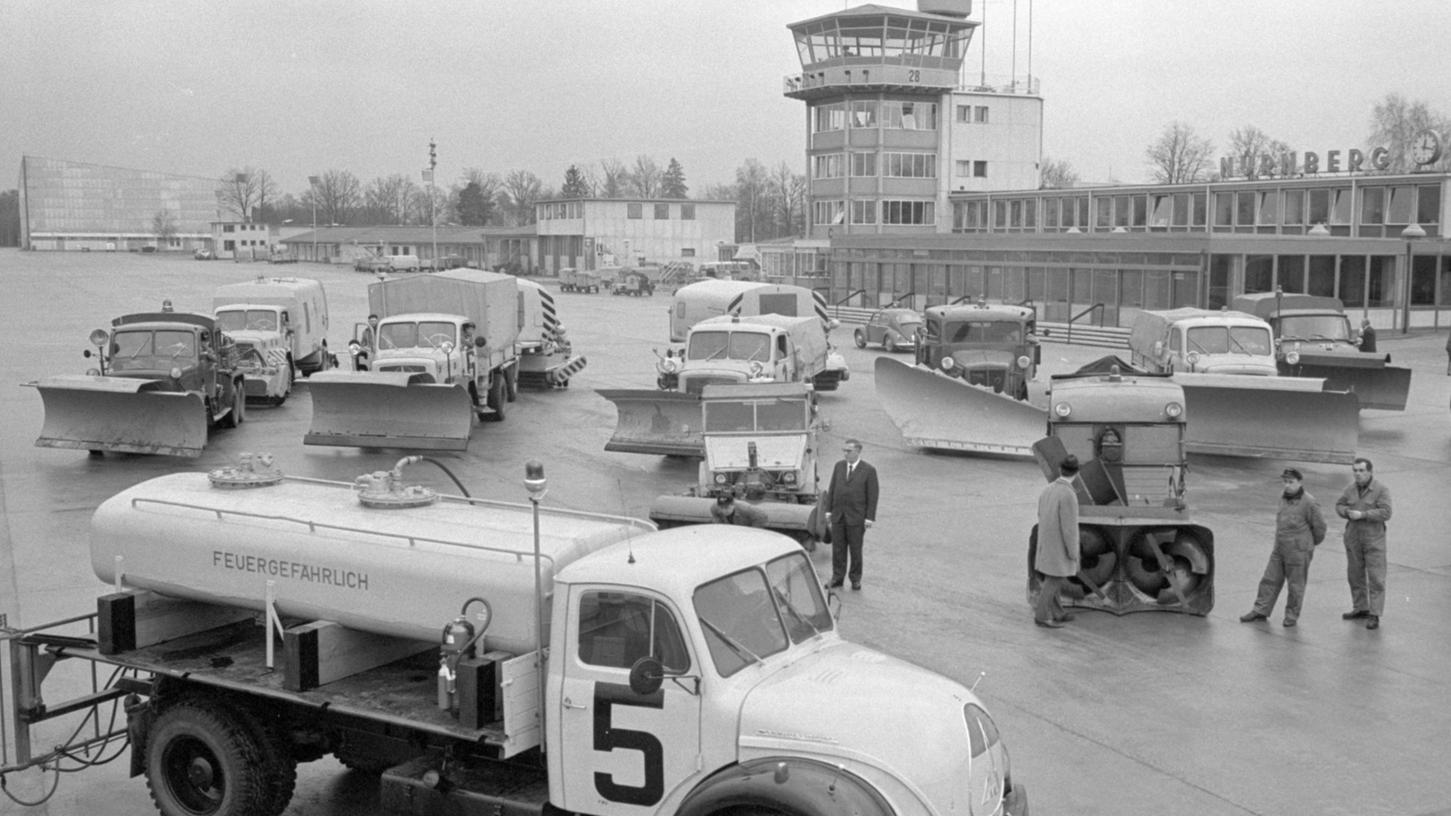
[[505, 366, 519, 402], [222, 385, 245, 428], [146, 701, 273, 816], [484, 375, 506, 422], [853, 329, 866, 349], [231, 707, 296, 816]]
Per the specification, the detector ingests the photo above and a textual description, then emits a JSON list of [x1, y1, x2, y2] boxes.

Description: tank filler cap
[[355, 459, 439, 509], [208, 452, 285, 489]]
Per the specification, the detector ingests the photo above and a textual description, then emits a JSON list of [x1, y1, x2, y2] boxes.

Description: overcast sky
[[4, 0, 1450, 197]]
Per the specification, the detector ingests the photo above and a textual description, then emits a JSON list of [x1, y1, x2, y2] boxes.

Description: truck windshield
[[693, 552, 830, 677], [378, 321, 456, 350], [1185, 326, 1271, 355], [111, 329, 196, 371], [945, 321, 1022, 344], [686, 330, 771, 362], [215, 309, 278, 332], [703, 398, 807, 433], [1279, 315, 1352, 341]]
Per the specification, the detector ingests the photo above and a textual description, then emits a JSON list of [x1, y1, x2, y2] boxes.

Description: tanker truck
[[305, 269, 520, 451], [1230, 291, 1411, 410], [25, 305, 247, 457], [599, 313, 834, 457], [0, 457, 1027, 816], [1027, 363, 1215, 615]]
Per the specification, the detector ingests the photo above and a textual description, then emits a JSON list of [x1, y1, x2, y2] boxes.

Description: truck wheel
[[231, 707, 296, 816], [853, 330, 866, 349], [505, 367, 519, 402], [222, 387, 245, 428], [484, 376, 506, 422], [146, 701, 272, 816]]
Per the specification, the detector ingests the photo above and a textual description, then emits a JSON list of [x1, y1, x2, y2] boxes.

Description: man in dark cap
[[710, 493, 768, 527], [1241, 467, 1327, 627], [1033, 454, 1081, 628]]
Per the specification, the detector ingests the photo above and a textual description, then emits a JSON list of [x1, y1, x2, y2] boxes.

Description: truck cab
[[917, 301, 1040, 401], [101, 311, 237, 413], [1128, 308, 1276, 376], [1230, 292, 1383, 365], [669, 315, 821, 395], [549, 527, 1021, 816], [211, 276, 332, 376], [696, 382, 820, 502], [372, 312, 474, 383]]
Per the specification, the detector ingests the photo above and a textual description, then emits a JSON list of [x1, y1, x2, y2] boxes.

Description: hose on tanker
[[397, 455, 471, 498], [0, 664, 137, 807]]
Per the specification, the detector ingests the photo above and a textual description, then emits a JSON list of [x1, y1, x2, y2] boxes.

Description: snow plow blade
[[1171, 373, 1359, 464], [304, 370, 473, 451], [873, 357, 1042, 457], [648, 495, 823, 545], [1286, 355, 1411, 411], [26, 375, 207, 457], [596, 389, 704, 457]]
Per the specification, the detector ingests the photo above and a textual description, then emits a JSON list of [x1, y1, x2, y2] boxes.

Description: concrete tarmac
[[2, 249, 1449, 816]]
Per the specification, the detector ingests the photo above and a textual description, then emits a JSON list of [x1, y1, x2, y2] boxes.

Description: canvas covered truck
[[515, 277, 588, 389], [647, 382, 826, 547], [305, 269, 520, 451], [211, 276, 333, 379], [25, 307, 246, 457], [0, 457, 1027, 816], [1230, 292, 1411, 410], [1027, 363, 1215, 616], [915, 301, 1040, 401], [599, 314, 834, 457], [664, 280, 848, 391]]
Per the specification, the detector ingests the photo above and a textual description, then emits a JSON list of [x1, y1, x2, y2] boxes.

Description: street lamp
[[308, 175, 321, 263], [1400, 223, 1426, 334], [524, 461, 548, 737]]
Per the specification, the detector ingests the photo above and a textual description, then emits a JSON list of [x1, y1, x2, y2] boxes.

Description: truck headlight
[[1053, 401, 1072, 418], [940, 355, 957, 372], [660, 358, 679, 374], [714, 473, 729, 485], [1285, 350, 1300, 365], [1165, 401, 1184, 419], [749, 361, 765, 377], [170, 366, 183, 380], [781, 472, 797, 485], [1016, 354, 1032, 370], [1186, 351, 1201, 367]]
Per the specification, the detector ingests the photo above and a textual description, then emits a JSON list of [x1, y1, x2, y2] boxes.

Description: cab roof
[[557, 525, 804, 596], [925, 302, 1034, 320]]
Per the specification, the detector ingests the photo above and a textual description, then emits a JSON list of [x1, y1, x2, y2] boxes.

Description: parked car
[[194, 249, 216, 261], [854, 307, 923, 352], [353, 256, 392, 273], [611, 269, 654, 296]]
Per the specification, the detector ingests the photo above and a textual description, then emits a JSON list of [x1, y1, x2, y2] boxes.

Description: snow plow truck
[[304, 270, 519, 451], [25, 305, 247, 457]]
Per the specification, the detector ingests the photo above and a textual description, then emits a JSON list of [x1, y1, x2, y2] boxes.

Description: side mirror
[[628, 656, 664, 696]]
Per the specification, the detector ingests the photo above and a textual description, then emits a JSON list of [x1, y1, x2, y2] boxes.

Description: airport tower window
[[812, 103, 846, 133], [883, 101, 937, 130], [1367, 256, 1395, 306], [853, 153, 878, 177], [813, 153, 845, 179], [1283, 190, 1304, 226], [851, 200, 877, 224], [681, 204, 695, 220], [627, 203, 642, 219], [1361, 187, 1386, 225], [884, 153, 937, 178], [851, 101, 878, 127], [813, 199, 844, 227], [1387, 186, 1415, 225], [1417, 184, 1441, 226], [881, 200, 934, 225], [654, 204, 670, 220]]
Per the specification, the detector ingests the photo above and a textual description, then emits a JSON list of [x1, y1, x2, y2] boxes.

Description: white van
[[213, 277, 333, 376], [388, 254, 421, 271], [1128, 308, 1277, 375]]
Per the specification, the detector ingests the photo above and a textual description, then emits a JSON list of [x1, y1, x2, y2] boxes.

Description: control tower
[[785, 1, 1042, 238]]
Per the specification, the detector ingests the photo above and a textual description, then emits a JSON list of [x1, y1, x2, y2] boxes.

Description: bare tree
[[598, 159, 628, 198], [365, 174, 417, 225], [1145, 122, 1214, 184], [735, 159, 770, 243], [1369, 93, 1451, 173], [218, 166, 276, 221], [312, 170, 363, 226], [1225, 125, 1294, 179], [630, 155, 662, 198], [501, 169, 543, 226], [767, 162, 806, 238], [151, 210, 178, 247], [1039, 157, 1079, 189]]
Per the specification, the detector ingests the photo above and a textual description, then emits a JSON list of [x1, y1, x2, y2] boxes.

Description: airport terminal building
[[783, 1, 1451, 331]]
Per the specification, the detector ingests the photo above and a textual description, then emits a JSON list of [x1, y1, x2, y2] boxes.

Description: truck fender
[[675, 757, 893, 816]]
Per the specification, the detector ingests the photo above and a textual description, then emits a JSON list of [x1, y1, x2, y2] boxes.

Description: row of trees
[[1035, 93, 1451, 189], [218, 155, 807, 244]]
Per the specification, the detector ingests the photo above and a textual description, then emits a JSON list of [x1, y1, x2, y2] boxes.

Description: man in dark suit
[[823, 438, 879, 590]]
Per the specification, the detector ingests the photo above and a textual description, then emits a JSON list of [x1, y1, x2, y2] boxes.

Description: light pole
[[1400, 223, 1426, 334], [524, 461, 548, 737], [427, 140, 438, 269], [308, 175, 320, 263]]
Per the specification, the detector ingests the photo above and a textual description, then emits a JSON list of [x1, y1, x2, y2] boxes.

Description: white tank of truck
[[88, 465, 654, 653], [669, 279, 832, 342]]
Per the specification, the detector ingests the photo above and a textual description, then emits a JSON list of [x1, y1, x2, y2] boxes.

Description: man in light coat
[[823, 438, 879, 590], [1034, 455, 1081, 628]]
